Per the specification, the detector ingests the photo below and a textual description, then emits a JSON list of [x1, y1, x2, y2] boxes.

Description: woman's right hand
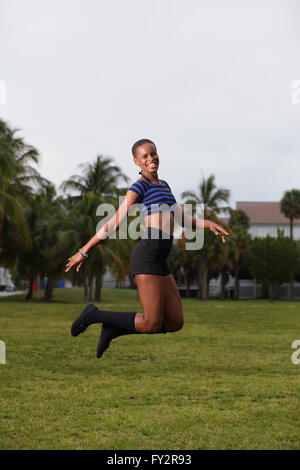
[[65, 251, 85, 272]]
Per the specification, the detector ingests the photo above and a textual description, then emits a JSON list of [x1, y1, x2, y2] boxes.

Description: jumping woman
[[65, 139, 229, 359]]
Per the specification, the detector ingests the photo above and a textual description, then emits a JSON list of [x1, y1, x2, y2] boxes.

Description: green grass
[[0, 288, 299, 449]]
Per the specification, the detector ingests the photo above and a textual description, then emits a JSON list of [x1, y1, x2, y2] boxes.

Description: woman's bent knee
[[142, 319, 163, 334], [166, 317, 184, 332], [177, 319, 184, 331]]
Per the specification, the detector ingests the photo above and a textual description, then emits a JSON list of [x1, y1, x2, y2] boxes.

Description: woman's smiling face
[[133, 142, 159, 174]]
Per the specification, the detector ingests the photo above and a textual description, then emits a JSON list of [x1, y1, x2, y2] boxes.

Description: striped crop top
[[128, 178, 177, 215]]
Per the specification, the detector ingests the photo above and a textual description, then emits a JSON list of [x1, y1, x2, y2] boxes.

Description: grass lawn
[[0, 287, 299, 450]]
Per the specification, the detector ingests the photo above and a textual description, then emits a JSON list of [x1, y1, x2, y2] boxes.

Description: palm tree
[[10, 183, 65, 301], [35, 183, 70, 301], [0, 118, 45, 197], [280, 189, 300, 300], [0, 120, 34, 239], [219, 247, 233, 300], [170, 237, 198, 298], [228, 208, 251, 300], [57, 191, 119, 302], [0, 119, 47, 285], [60, 157, 132, 300], [60, 155, 129, 198], [13, 193, 45, 300], [280, 189, 300, 239], [181, 174, 230, 220], [181, 174, 230, 300]]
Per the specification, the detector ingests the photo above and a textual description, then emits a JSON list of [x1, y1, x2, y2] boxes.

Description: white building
[[210, 201, 300, 299], [236, 201, 300, 240]]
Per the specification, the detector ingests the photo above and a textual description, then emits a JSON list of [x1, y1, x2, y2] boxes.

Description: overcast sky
[[1, 0, 300, 210]]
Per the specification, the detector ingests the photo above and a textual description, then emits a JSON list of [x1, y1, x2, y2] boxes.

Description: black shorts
[[130, 227, 174, 277]]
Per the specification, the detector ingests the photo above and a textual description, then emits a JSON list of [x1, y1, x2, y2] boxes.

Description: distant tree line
[[1, 118, 300, 302]]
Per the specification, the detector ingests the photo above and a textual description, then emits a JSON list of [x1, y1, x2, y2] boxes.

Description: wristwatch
[[79, 248, 88, 259]]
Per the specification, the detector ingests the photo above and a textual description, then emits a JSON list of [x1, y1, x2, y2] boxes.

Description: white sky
[[1, 0, 300, 210]]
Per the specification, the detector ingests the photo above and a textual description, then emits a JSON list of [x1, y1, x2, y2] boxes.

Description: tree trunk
[[88, 277, 93, 301], [289, 219, 294, 300], [197, 280, 201, 299], [83, 265, 88, 303], [198, 258, 207, 300], [186, 275, 190, 298], [94, 273, 102, 302], [25, 277, 34, 300], [290, 219, 293, 239], [262, 284, 268, 299], [269, 285, 274, 302], [201, 269, 207, 300], [44, 277, 54, 302], [129, 275, 135, 289], [36, 273, 41, 291], [233, 259, 239, 300], [197, 264, 201, 299], [221, 269, 227, 301], [289, 279, 294, 301]]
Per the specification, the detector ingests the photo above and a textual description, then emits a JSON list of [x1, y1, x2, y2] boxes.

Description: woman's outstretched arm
[[174, 203, 229, 243], [65, 191, 139, 272]]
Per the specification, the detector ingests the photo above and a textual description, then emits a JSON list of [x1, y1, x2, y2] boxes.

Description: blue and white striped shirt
[[128, 178, 177, 215]]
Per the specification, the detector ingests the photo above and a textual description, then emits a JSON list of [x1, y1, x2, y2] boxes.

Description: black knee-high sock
[[86, 307, 137, 331], [107, 323, 167, 336], [86, 307, 168, 334]]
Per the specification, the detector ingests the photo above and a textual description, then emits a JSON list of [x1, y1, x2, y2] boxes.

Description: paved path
[[0, 291, 25, 297]]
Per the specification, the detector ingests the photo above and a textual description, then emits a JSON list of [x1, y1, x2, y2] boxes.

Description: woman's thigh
[[162, 274, 184, 332], [134, 273, 184, 332], [135, 274, 165, 326]]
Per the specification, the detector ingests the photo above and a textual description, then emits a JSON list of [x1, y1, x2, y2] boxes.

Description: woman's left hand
[[65, 251, 85, 272], [207, 221, 229, 243]]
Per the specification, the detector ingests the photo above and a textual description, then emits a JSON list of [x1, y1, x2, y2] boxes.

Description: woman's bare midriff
[[144, 212, 174, 236]]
